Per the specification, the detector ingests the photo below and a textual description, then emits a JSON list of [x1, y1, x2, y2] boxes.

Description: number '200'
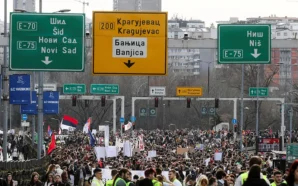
[[100, 22, 114, 30]]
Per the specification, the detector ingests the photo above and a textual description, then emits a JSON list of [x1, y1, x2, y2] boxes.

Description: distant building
[[113, 0, 161, 11], [13, 0, 36, 12], [167, 19, 216, 76]]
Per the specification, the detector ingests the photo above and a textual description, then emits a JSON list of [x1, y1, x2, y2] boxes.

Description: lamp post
[[276, 62, 298, 144]]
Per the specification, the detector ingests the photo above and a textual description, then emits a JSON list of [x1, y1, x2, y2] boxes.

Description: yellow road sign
[[92, 11, 168, 75], [176, 87, 203, 96]]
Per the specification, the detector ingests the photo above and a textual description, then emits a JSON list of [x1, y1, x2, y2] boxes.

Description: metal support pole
[[37, 0, 44, 159], [207, 64, 210, 127], [147, 76, 150, 130], [112, 98, 116, 134], [119, 96, 125, 136], [256, 65, 260, 137], [37, 72, 43, 159], [2, 0, 8, 161], [163, 103, 166, 129], [281, 100, 285, 150], [233, 99, 237, 141], [9, 104, 11, 131], [240, 64, 244, 151], [290, 107, 293, 143], [32, 72, 36, 146]]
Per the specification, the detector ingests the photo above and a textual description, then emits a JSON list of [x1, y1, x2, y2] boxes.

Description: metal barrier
[[0, 156, 50, 170]]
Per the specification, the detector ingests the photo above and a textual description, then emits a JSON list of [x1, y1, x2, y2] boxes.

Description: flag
[[47, 125, 52, 136], [88, 129, 95, 147], [83, 117, 92, 133], [47, 133, 56, 155], [61, 115, 78, 131], [124, 122, 132, 131]]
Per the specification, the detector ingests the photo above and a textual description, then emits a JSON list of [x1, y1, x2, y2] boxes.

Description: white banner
[[99, 169, 169, 183]]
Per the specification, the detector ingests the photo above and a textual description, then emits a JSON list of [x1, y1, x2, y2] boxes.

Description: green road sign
[[149, 108, 157, 117], [10, 13, 85, 71], [90, 84, 119, 95], [139, 108, 147, 117], [287, 144, 298, 162], [249, 87, 269, 97], [218, 24, 271, 64], [63, 84, 86, 94]]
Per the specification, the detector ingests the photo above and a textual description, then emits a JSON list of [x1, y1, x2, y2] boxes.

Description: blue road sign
[[131, 116, 136, 122], [22, 114, 28, 121], [232, 119, 237, 124], [201, 107, 207, 115], [21, 91, 37, 115], [43, 91, 59, 114], [9, 74, 31, 104], [120, 117, 125, 123], [209, 107, 215, 115]]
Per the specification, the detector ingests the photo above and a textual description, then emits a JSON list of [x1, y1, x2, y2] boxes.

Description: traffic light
[[187, 98, 191, 108], [101, 96, 106, 107], [215, 98, 219, 108], [234, 124, 238, 133], [154, 97, 159, 107], [85, 100, 89, 107], [122, 124, 125, 133], [72, 96, 77, 106]]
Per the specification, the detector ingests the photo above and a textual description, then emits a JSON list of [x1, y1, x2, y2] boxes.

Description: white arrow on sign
[[41, 56, 52, 65], [251, 49, 261, 58]]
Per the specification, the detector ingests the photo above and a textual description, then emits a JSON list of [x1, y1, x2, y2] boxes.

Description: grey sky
[[0, 0, 298, 25]]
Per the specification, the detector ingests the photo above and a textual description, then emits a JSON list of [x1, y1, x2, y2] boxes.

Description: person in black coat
[[243, 165, 269, 186]]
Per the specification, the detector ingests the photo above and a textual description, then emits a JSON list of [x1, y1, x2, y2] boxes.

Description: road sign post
[[139, 108, 147, 117], [9, 74, 31, 104], [43, 91, 59, 114], [92, 11, 168, 75], [10, 13, 85, 71], [218, 24, 271, 64], [249, 87, 269, 97], [21, 91, 37, 115], [90, 84, 119, 95], [22, 114, 28, 121], [201, 107, 207, 115], [63, 84, 86, 94], [209, 107, 215, 115], [149, 108, 157, 117], [34, 83, 57, 93], [176, 87, 203, 97], [287, 144, 298, 163], [149, 86, 166, 96]]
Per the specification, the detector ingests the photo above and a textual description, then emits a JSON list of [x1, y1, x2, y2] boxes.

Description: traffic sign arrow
[[41, 56, 52, 65], [251, 49, 261, 58], [124, 60, 135, 68]]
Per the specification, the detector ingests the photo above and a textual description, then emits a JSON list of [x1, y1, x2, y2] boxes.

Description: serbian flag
[[47, 125, 52, 136], [61, 115, 78, 131], [47, 133, 56, 155], [83, 117, 92, 133], [88, 129, 96, 147]]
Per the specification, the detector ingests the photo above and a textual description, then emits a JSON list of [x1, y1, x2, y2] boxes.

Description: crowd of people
[[0, 128, 296, 186]]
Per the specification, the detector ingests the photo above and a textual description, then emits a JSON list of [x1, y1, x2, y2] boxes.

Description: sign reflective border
[[92, 11, 168, 75]]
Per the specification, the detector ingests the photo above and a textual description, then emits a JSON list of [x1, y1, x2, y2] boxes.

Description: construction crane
[[73, 0, 89, 13]]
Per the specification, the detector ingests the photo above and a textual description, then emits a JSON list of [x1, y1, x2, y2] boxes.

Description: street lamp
[[53, 9, 71, 13]]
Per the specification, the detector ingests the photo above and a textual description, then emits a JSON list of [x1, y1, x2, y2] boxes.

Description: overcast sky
[[1, 0, 298, 25]]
